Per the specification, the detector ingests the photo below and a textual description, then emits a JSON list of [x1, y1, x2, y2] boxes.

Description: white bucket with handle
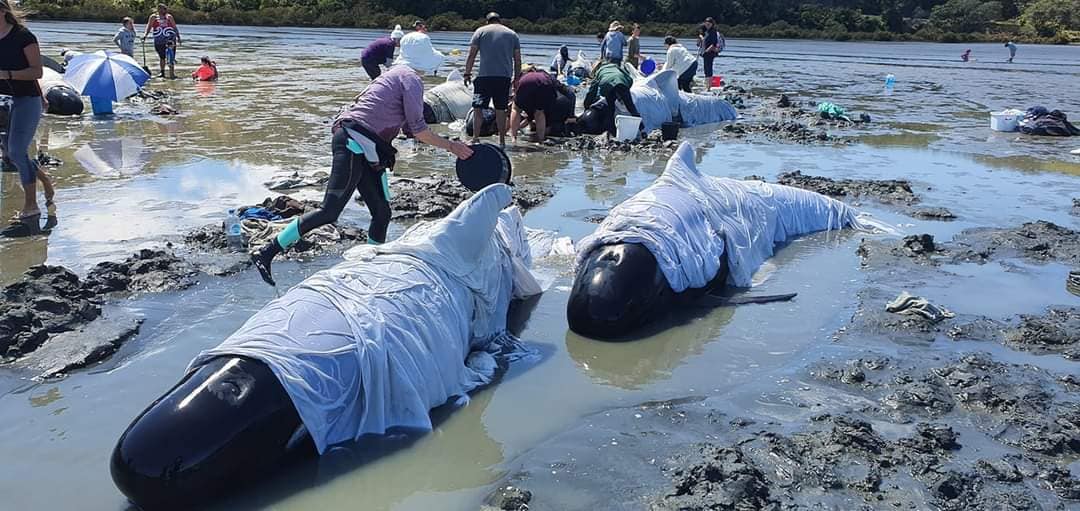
[[615, 115, 642, 141], [990, 110, 1021, 132]]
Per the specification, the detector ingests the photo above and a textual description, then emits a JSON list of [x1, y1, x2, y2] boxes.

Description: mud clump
[[0, 266, 99, 359], [912, 207, 957, 220], [721, 121, 840, 145], [379, 174, 553, 219], [776, 170, 919, 205], [949, 221, 1080, 265], [483, 486, 532, 511], [1003, 307, 1080, 359], [556, 132, 679, 154], [902, 234, 937, 256], [659, 445, 777, 510], [84, 249, 197, 295], [2, 249, 197, 364]]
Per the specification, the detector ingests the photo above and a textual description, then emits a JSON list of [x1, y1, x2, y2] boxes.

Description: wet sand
[[1, 21, 1079, 511]]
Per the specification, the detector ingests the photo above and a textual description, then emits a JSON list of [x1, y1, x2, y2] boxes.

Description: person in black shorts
[[142, 4, 180, 79], [464, 12, 521, 147]]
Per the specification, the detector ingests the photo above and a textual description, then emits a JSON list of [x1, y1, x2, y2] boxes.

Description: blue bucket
[[566, 75, 581, 86], [640, 58, 656, 76]]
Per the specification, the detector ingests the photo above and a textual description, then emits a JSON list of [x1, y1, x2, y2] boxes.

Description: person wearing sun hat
[[250, 31, 471, 287], [360, 25, 404, 80], [599, 20, 626, 64]]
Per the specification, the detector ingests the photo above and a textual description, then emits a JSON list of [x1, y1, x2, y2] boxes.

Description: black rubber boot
[[250, 239, 282, 287]]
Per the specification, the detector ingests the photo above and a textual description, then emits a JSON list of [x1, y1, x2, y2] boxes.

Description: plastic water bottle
[[884, 74, 896, 88], [225, 209, 243, 251]]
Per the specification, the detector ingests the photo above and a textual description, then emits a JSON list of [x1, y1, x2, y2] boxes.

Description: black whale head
[[110, 356, 307, 510], [567, 243, 676, 340], [45, 86, 84, 116]]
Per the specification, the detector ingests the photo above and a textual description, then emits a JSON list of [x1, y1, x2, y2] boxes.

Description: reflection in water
[[73, 124, 151, 177], [217, 387, 505, 511], [195, 81, 217, 98], [0, 175, 49, 284], [28, 387, 63, 408], [566, 306, 736, 390]]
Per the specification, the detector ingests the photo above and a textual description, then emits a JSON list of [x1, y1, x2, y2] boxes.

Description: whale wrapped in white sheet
[[190, 184, 540, 454]]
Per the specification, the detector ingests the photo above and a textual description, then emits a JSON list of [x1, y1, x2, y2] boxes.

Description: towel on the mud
[[1019, 107, 1080, 137], [885, 291, 955, 323], [189, 184, 540, 454], [817, 102, 849, 121], [576, 142, 884, 292], [237, 207, 282, 221]]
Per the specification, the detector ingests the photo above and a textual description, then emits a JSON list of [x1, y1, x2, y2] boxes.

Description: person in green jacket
[[583, 62, 639, 136]]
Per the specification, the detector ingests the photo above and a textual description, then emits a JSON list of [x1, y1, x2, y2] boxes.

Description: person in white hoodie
[[663, 36, 697, 93]]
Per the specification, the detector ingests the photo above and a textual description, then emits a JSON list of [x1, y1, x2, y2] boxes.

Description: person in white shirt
[[663, 36, 697, 93]]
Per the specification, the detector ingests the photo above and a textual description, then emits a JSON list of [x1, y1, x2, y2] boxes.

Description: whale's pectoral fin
[[694, 292, 798, 308]]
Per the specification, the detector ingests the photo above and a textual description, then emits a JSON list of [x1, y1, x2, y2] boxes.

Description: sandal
[[43, 200, 58, 231], [1, 212, 42, 238]]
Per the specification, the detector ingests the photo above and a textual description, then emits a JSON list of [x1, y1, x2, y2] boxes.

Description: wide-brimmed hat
[[394, 32, 445, 75], [390, 24, 404, 40], [609, 21, 622, 31]]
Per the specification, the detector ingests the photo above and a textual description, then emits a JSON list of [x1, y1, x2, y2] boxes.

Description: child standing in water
[[113, 17, 136, 58], [1005, 41, 1017, 63]]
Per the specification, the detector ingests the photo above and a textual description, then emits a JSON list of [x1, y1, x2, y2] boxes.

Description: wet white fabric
[[678, 92, 738, 127], [189, 184, 540, 454], [424, 69, 473, 123], [576, 142, 882, 292], [625, 69, 675, 132], [625, 64, 737, 128]]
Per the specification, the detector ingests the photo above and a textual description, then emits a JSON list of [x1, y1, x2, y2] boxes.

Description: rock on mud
[[776, 170, 919, 205], [374, 174, 553, 220]]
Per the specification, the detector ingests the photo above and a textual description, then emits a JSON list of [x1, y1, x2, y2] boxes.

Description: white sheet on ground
[[189, 184, 540, 454], [576, 142, 886, 292]]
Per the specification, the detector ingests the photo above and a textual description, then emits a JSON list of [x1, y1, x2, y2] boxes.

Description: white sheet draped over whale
[[626, 67, 738, 130], [576, 142, 883, 292], [190, 184, 540, 454]]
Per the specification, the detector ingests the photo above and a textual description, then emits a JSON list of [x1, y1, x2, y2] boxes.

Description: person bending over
[[251, 34, 473, 286]]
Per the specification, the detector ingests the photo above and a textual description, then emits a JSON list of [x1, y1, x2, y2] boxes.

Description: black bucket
[[661, 121, 680, 141], [456, 143, 512, 192]]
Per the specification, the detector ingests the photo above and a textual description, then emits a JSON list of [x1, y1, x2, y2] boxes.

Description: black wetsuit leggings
[[297, 124, 390, 244], [677, 61, 698, 93], [602, 84, 640, 135]]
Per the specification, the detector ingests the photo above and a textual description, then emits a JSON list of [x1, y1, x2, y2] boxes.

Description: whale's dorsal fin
[[445, 69, 463, 83]]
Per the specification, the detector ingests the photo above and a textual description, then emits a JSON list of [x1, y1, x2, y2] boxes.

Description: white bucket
[[990, 111, 1020, 132], [614, 115, 642, 141]]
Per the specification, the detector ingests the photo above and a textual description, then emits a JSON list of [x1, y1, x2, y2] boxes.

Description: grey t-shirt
[[470, 23, 520, 78]]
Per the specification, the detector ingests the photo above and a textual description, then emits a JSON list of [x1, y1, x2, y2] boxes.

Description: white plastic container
[[990, 110, 1020, 132], [614, 115, 642, 141]]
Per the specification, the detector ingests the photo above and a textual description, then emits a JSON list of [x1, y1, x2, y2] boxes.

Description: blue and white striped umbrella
[[64, 50, 150, 102]]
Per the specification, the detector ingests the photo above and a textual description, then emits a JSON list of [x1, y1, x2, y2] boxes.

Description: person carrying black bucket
[[250, 33, 474, 287]]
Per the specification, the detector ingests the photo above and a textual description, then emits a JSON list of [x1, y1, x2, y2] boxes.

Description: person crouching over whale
[[250, 34, 474, 286]]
